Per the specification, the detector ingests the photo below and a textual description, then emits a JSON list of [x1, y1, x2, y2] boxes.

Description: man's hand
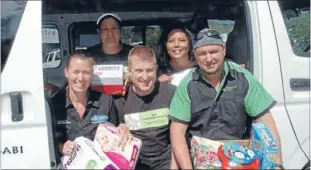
[[158, 74, 173, 83], [59, 140, 76, 156], [116, 123, 132, 149]]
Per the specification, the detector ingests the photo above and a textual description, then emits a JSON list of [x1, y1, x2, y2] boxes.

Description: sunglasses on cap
[[195, 29, 222, 41]]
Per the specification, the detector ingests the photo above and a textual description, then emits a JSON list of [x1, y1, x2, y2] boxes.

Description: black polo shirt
[[52, 88, 119, 144], [114, 82, 176, 169], [87, 43, 133, 65], [169, 60, 276, 142]]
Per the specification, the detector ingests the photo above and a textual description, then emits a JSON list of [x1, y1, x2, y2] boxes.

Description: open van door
[[1, 1, 56, 168]]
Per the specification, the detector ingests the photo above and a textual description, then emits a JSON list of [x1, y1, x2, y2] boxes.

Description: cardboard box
[[91, 64, 124, 95], [61, 137, 119, 169], [250, 121, 278, 169], [219, 139, 250, 147], [94, 123, 142, 170]]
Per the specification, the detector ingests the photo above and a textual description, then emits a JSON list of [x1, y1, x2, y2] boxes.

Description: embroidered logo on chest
[[91, 115, 108, 123], [223, 85, 237, 92]]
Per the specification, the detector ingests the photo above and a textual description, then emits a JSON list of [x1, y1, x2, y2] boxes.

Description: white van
[[1, 0, 309, 169]]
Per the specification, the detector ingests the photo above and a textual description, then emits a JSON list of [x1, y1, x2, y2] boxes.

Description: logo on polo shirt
[[91, 115, 108, 123], [223, 85, 237, 92], [124, 108, 169, 130], [57, 120, 71, 125]]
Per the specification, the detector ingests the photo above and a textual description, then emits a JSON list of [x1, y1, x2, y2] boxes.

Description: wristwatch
[[275, 163, 285, 170]]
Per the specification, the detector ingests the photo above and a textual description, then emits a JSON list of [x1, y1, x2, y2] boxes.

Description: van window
[[48, 54, 53, 62], [43, 53, 49, 63], [146, 25, 162, 49], [121, 26, 143, 46], [280, 3, 310, 57], [1, 1, 27, 72], [208, 19, 235, 42], [70, 22, 143, 50], [42, 24, 61, 68], [70, 22, 160, 51], [55, 52, 61, 61]]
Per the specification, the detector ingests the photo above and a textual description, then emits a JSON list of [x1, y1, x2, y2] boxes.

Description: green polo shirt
[[169, 60, 276, 140]]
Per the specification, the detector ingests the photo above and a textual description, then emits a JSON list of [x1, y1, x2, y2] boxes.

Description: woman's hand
[[116, 123, 132, 150], [59, 140, 76, 156]]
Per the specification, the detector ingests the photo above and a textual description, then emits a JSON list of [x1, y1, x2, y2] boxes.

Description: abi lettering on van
[[1, 146, 23, 155]]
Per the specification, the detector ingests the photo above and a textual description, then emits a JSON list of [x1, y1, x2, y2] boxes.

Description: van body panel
[[268, 0, 310, 162], [249, 1, 309, 168], [1, 1, 52, 168]]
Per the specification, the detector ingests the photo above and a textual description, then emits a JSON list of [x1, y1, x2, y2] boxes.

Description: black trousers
[[135, 158, 171, 170]]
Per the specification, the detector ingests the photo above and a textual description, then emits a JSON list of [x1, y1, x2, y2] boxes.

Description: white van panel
[[1, 1, 51, 168], [248, 1, 309, 168], [268, 0, 310, 161]]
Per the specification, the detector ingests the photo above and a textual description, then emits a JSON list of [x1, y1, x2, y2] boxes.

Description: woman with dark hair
[[157, 21, 196, 86]]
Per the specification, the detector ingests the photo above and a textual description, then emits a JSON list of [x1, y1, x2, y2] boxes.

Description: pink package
[[94, 122, 142, 169]]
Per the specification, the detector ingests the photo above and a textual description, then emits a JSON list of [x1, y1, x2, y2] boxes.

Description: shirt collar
[[65, 87, 99, 108]]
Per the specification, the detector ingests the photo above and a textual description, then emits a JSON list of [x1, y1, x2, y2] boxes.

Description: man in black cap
[[87, 13, 133, 65], [169, 28, 284, 169]]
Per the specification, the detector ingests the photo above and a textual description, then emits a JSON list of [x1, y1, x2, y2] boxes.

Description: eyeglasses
[[194, 29, 222, 41]]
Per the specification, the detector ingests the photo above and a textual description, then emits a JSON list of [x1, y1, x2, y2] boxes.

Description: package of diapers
[[61, 137, 118, 169], [94, 122, 142, 169]]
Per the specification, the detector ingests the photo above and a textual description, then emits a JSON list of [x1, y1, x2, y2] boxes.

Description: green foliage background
[[284, 13, 310, 55]]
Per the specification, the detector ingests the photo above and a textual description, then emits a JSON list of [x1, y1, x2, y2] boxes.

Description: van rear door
[[1, 1, 55, 168]]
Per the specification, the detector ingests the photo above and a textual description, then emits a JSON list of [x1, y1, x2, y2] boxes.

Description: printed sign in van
[[42, 24, 59, 44], [91, 64, 124, 95]]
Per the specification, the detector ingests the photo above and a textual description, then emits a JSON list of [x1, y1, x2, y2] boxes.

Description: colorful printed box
[[250, 121, 278, 169]]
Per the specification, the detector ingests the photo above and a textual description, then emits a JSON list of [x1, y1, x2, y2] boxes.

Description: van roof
[[43, 0, 243, 20]]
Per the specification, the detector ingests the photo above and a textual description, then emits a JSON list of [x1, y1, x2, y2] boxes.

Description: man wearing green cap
[[169, 28, 284, 169]]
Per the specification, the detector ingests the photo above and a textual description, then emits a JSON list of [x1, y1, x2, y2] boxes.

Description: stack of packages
[[61, 123, 142, 169], [191, 121, 278, 169]]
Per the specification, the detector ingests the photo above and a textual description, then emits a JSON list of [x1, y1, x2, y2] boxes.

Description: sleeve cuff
[[168, 114, 189, 125], [252, 100, 277, 119]]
